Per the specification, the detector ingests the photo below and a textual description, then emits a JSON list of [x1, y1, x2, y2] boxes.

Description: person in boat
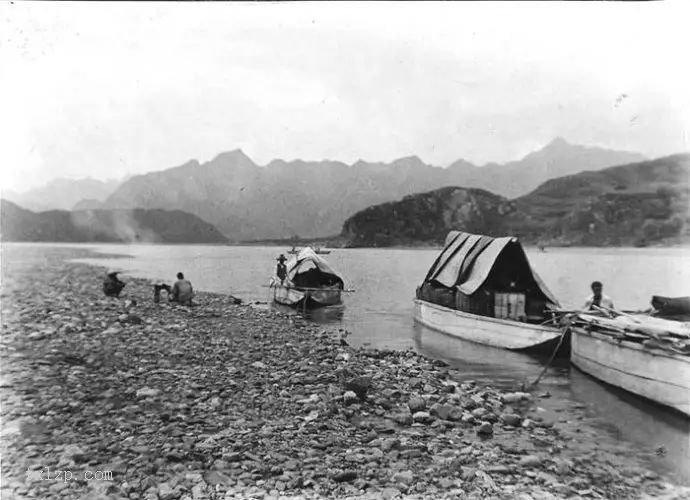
[[276, 254, 288, 285], [583, 281, 615, 311], [103, 271, 126, 298], [171, 272, 194, 305]]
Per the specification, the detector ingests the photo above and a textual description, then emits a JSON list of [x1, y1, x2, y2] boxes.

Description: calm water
[[5, 243, 690, 483]]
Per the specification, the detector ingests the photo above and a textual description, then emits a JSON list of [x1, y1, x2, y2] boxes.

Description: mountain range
[[2, 177, 123, 212], [89, 138, 644, 240], [0, 200, 227, 244], [341, 154, 690, 247]]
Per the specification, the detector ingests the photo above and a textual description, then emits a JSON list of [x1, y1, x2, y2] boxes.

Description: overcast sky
[[1, 1, 689, 192]]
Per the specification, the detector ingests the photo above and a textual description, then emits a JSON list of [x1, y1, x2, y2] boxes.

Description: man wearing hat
[[276, 254, 288, 285]]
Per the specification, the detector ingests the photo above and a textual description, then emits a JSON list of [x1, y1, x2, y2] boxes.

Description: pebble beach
[[1, 246, 688, 500]]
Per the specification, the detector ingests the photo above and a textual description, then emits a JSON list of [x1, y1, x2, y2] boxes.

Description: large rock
[[407, 396, 426, 412], [501, 392, 532, 404], [332, 470, 358, 482], [519, 455, 543, 468], [501, 413, 522, 427], [343, 376, 373, 401], [430, 403, 453, 420], [476, 421, 493, 436], [343, 391, 359, 405], [392, 470, 415, 485], [412, 411, 433, 424]]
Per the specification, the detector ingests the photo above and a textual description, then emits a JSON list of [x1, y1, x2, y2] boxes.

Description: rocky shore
[[0, 246, 687, 499]]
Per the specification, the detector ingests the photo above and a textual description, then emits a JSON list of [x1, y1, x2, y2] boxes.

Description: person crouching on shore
[[171, 272, 194, 305], [103, 271, 126, 298]]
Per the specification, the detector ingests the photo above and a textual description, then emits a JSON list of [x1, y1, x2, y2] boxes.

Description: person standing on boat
[[276, 254, 288, 285], [171, 272, 194, 305], [583, 281, 615, 311]]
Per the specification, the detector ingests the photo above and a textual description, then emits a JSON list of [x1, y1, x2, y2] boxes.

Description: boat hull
[[273, 284, 342, 309], [413, 299, 564, 352], [571, 327, 690, 417]]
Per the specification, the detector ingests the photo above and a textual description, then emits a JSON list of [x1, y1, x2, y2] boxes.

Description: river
[[4, 242, 690, 484]]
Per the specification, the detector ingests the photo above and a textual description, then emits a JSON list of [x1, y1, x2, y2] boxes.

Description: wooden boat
[[570, 313, 690, 416], [270, 247, 344, 309], [315, 248, 331, 255], [414, 300, 564, 352], [413, 231, 564, 353], [651, 295, 690, 321]]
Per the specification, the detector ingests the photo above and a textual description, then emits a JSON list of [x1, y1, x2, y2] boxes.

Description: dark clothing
[[103, 273, 125, 297], [277, 263, 287, 283]]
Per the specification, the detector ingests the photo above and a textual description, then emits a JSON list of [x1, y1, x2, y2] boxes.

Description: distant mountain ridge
[[101, 139, 645, 240], [341, 154, 690, 247], [3, 177, 123, 212], [0, 200, 228, 244], [447, 138, 646, 198]]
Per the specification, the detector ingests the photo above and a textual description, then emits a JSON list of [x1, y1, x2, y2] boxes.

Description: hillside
[[510, 153, 690, 245], [341, 154, 690, 247], [102, 140, 642, 240], [0, 200, 228, 244], [342, 187, 515, 247]]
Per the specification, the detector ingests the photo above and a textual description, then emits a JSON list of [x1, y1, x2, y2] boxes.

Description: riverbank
[[1, 246, 688, 499]]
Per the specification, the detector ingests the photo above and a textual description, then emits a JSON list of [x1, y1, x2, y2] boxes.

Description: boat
[[651, 295, 690, 321], [315, 248, 331, 255], [569, 311, 690, 416], [414, 231, 564, 353], [270, 247, 344, 309]]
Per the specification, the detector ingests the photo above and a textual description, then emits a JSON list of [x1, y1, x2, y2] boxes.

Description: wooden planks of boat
[[571, 326, 690, 417], [273, 283, 342, 309], [413, 299, 565, 354]]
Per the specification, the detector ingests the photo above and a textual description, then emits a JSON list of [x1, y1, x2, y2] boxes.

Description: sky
[[1, 1, 689, 193]]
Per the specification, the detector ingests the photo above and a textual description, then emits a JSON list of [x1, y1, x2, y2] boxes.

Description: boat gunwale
[[571, 326, 690, 363], [413, 298, 561, 334]]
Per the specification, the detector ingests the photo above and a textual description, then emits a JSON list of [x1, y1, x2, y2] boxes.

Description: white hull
[[571, 327, 690, 416], [273, 284, 342, 308], [413, 299, 562, 351]]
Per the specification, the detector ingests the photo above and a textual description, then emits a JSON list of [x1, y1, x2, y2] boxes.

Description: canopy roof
[[288, 247, 342, 279], [423, 231, 559, 305]]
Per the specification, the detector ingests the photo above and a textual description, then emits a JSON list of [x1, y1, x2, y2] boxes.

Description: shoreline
[[1, 246, 688, 499], [4, 241, 690, 252]]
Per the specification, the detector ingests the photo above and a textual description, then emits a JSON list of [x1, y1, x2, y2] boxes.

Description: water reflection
[[270, 302, 346, 323], [412, 322, 689, 484], [412, 322, 568, 388], [569, 368, 690, 484]]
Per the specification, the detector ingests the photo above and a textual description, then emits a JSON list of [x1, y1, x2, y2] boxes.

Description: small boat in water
[[270, 247, 344, 309], [569, 311, 690, 416], [414, 231, 564, 353], [315, 248, 331, 255]]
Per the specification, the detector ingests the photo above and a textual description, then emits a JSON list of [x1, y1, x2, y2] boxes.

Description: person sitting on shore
[[276, 254, 288, 285], [170, 272, 194, 305], [583, 281, 615, 312], [103, 271, 126, 298]]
